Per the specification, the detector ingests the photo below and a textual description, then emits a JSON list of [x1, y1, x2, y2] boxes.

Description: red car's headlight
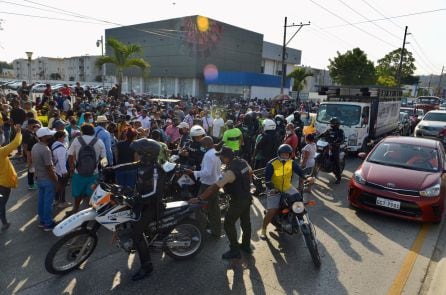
[[354, 170, 366, 185], [420, 184, 441, 197]]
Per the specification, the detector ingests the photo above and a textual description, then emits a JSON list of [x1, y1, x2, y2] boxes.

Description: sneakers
[[131, 263, 153, 281], [37, 223, 45, 228], [259, 228, 267, 240], [222, 249, 241, 260], [43, 222, 56, 232], [1, 222, 10, 231], [57, 202, 72, 208], [28, 184, 38, 190]]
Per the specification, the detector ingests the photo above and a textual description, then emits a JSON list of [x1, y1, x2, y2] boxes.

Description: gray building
[[105, 15, 301, 98]]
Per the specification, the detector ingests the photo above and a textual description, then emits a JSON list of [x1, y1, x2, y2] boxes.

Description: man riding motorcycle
[[260, 144, 313, 240], [104, 138, 164, 281], [318, 117, 345, 184]]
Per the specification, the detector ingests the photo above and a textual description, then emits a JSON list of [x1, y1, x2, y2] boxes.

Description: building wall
[[251, 86, 284, 99]]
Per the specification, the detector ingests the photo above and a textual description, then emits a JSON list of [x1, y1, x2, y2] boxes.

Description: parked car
[[31, 83, 48, 92], [349, 136, 445, 223], [439, 103, 446, 111], [414, 110, 446, 138], [398, 112, 411, 136]]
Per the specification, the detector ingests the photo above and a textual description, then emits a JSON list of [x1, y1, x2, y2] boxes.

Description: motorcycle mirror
[[357, 152, 367, 160]]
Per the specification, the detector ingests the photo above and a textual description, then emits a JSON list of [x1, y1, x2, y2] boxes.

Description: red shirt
[[283, 133, 298, 158], [60, 87, 71, 97]]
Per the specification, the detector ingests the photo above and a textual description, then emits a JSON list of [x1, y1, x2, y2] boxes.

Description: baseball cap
[[36, 127, 56, 138], [215, 147, 234, 158], [177, 122, 189, 129], [53, 120, 65, 129]]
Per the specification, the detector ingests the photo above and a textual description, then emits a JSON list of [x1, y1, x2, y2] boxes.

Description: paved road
[[0, 157, 443, 295]]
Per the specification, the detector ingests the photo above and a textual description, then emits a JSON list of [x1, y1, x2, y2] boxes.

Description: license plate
[[376, 197, 401, 210]]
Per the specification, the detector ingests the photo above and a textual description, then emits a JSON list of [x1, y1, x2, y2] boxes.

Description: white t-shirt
[[301, 143, 316, 168], [212, 117, 225, 138], [137, 115, 151, 129], [67, 135, 107, 174]]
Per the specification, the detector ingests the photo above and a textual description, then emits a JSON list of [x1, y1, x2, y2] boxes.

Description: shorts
[[302, 166, 314, 176], [71, 173, 98, 199], [266, 186, 298, 209]]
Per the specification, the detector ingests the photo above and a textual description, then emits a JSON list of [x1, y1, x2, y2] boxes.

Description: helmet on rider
[[130, 138, 160, 163], [190, 125, 206, 139], [277, 144, 293, 161], [293, 111, 301, 120], [275, 114, 285, 124], [330, 117, 341, 129], [263, 119, 276, 131]]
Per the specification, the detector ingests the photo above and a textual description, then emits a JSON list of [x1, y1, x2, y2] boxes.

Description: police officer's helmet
[[130, 138, 160, 162], [275, 114, 285, 122], [330, 117, 341, 128], [277, 144, 293, 160], [293, 111, 301, 118], [190, 125, 206, 137]]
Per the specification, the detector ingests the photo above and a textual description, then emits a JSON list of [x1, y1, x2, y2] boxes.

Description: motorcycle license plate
[[376, 197, 400, 210]]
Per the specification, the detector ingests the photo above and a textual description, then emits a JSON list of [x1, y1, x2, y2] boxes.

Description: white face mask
[[88, 118, 94, 123], [286, 130, 292, 135]]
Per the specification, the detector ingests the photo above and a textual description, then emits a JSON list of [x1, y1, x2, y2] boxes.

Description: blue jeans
[[37, 179, 56, 226], [116, 169, 137, 188]]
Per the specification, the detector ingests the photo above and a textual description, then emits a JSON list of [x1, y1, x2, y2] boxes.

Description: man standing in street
[[185, 136, 222, 238], [31, 127, 58, 231], [191, 147, 253, 259], [137, 109, 151, 130], [0, 124, 22, 230], [95, 115, 113, 166], [212, 111, 225, 142]]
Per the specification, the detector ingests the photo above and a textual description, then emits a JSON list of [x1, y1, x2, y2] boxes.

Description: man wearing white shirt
[[212, 111, 225, 141], [185, 136, 222, 238], [137, 109, 151, 129], [201, 110, 213, 134]]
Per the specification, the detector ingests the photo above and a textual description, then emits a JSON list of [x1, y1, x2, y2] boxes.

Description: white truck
[[315, 86, 402, 152]]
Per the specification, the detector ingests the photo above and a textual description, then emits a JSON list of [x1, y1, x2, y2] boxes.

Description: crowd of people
[[0, 81, 329, 280]]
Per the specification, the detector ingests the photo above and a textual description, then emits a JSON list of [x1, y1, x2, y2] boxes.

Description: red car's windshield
[[367, 143, 439, 172]]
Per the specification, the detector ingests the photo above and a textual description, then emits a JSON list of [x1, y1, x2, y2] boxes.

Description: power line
[[0, 11, 104, 24], [358, 0, 403, 30], [308, 0, 398, 48], [336, 0, 401, 40], [410, 34, 441, 72], [321, 8, 446, 29], [406, 44, 437, 74]]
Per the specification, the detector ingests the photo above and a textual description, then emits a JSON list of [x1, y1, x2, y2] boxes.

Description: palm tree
[[95, 38, 149, 94], [287, 67, 313, 104]]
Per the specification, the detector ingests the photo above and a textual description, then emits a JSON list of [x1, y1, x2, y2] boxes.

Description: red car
[[348, 137, 446, 223]]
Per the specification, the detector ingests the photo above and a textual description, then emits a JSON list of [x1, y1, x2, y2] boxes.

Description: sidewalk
[[420, 218, 446, 295]]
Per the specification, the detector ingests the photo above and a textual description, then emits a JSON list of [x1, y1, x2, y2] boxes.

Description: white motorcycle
[[45, 175, 205, 275]]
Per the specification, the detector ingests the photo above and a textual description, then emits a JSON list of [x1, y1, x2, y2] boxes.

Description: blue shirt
[[95, 126, 113, 165]]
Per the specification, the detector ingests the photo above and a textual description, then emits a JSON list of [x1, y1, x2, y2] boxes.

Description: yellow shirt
[[0, 132, 22, 188]]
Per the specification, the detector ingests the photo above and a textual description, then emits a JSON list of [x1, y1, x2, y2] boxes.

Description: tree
[[50, 73, 62, 80], [95, 38, 149, 94], [376, 75, 397, 87], [287, 67, 313, 103], [328, 48, 376, 85], [376, 48, 416, 84], [0, 61, 12, 71]]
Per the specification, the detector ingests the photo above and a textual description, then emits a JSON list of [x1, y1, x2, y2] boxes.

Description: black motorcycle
[[312, 139, 346, 178], [268, 191, 321, 268]]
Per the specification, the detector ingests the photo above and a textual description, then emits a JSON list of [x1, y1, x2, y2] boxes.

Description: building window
[[260, 66, 264, 73]]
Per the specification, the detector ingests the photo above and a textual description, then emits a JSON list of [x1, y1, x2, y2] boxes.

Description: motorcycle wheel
[[164, 218, 204, 260], [45, 229, 98, 275], [301, 223, 321, 269]]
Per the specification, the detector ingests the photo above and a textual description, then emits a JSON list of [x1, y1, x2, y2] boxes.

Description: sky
[[0, 0, 444, 75]]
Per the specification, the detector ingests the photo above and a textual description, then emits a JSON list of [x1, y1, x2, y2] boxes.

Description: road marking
[[387, 223, 430, 295]]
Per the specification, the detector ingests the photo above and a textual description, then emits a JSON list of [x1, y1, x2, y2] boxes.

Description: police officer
[[274, 114, 286, 140], [190, 147, 253, 259], [221, 120, 243, 155], [104, 138, 164, 281], [319, 117, 345, 184], [181, 125, 206, 169]]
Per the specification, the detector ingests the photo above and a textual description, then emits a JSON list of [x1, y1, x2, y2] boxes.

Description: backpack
[[76, 136, 99, 176]]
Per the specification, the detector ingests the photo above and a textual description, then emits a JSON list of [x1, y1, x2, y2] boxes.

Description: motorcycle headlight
[[292, 202, 305, 214], [420, 184, 441, 197], [354, 170, 366, 184]]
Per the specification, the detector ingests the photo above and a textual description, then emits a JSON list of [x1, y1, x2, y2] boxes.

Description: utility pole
[[436, 65, 444, 97], [280, 17, 310, 95], [396, 26, 409, 87], [428, 74, 433, 95]]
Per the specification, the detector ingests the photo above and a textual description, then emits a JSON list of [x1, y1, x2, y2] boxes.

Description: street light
[[96, 36, 105, 89], [25, 51, 33, 83]]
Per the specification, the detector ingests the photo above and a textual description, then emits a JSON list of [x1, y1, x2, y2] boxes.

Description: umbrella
[[273, 94, 292, 101]]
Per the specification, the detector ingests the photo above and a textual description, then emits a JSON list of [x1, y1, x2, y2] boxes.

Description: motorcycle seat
[[165, 201, 189, 210]]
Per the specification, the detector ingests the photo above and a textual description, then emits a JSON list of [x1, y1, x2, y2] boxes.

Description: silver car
[[414, 110, 446, 138]]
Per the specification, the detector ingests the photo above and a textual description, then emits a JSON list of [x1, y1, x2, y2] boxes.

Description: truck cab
[[315, 86, 402, 152]]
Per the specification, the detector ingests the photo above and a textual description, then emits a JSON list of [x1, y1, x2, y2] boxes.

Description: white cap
[[36, 127, 56, 138], [177, 122, 189, 129]]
